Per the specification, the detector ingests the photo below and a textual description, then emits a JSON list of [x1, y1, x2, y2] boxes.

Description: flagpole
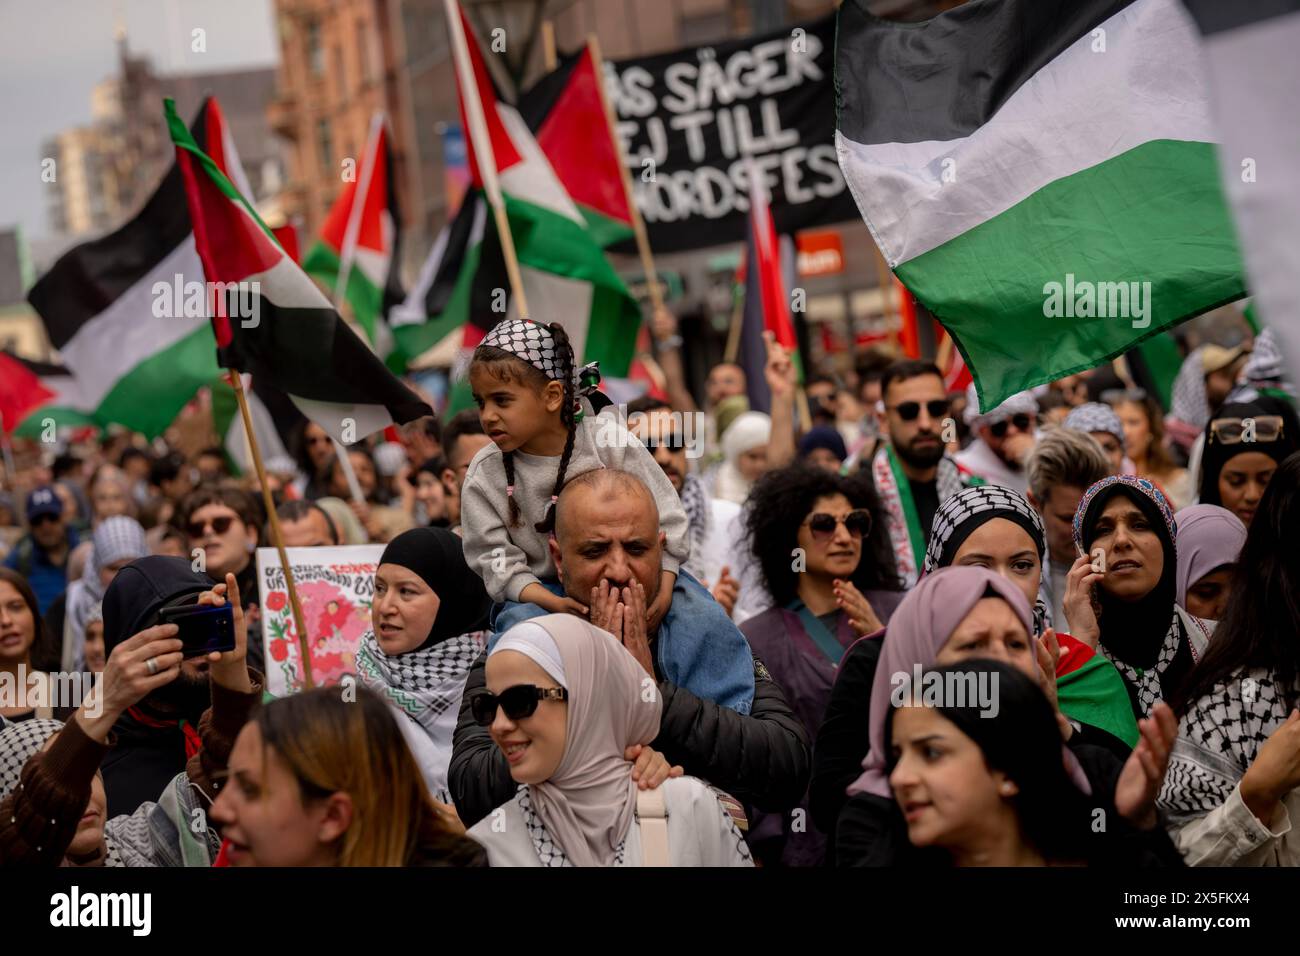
[[444, 0, 530, 319], [541, 20, 557, 71], [227, 370, 314, 689], [331, 436, 368, 507], [586, 34, 666, 317]]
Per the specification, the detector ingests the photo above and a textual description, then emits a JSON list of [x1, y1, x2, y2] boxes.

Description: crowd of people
[[1, 308, 1297, 869]]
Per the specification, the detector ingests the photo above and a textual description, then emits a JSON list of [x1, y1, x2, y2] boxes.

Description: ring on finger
[[145, 656, 160, 676]]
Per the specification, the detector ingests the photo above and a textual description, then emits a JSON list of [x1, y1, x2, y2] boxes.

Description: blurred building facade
[[42, 34, 283, 243]]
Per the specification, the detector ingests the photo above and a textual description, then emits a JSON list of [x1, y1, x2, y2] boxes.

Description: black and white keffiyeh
[[1097, 612, 1184, 719], [517, 786, 627, 867], [355, 630, 483, 735], [481, 318, 572, 385], [679, 472, 712, 579], [1158, 668, 1293, 821], [0, 717, 64, 802], [922, 485, 1055, 633], [1064, 402, 1125, 446]]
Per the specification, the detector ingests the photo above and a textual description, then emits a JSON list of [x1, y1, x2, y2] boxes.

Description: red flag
[[0, 353, 55, 434]]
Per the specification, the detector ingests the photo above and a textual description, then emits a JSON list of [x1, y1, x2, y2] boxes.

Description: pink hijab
[[847, 566, 1088, 799], [491, 613, 662, 867]]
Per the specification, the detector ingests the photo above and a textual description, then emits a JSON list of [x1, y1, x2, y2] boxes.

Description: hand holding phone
[[159, 602, 236, 658]]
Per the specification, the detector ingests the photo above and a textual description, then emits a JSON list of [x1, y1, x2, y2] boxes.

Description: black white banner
[[604, 15, 857, 251]]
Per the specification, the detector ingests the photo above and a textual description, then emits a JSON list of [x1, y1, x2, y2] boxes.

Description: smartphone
[[158, 602, 236, 659]]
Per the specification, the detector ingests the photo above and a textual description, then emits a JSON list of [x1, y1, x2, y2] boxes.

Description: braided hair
[[469, 321, 578, 532]]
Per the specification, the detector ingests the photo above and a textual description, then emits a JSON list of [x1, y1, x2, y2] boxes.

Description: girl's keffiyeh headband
[[480, 318, 601, 411]]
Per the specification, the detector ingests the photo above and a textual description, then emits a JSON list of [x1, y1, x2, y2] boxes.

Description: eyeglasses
[[471, 684, 569, 726], [1208, 415, 1285, 445], [642, 434, 686, 453], [803, 509, 872, 540], [186, 515, 236, 538], [886, 400, 950, 422], [989, 414, 1034, 438]]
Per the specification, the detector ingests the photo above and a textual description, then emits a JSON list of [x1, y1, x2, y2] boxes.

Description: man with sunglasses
[[449, 468, 809, 829], [3, 487, 79, 614], [866, 361, 982, 588], [953, 382, 1040, 495]]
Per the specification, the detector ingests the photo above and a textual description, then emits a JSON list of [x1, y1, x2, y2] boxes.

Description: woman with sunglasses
[[1196, 395, 1299, 527], [811, 486, 1137, 854], [1157, 453, 1300, 865], [835, 567, 1179, 867], [739, 464, 901, 865], [466, 614, 753, 866], [354, 527, 492, 807]]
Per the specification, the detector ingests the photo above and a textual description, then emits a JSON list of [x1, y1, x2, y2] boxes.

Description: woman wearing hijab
[[741, 464, 901, 865], [1196, 395, 1299, 527], [885, 660, 1182, 867], [1157, 452, 1300, 865], [467, 614, 753, 866], [60, 515, 148, 674], [811, 487, 1137, 850], [355, 527, 492, 805], [1065, 476, 1213, 720], [797, 426, 848, 474], [711, 410, 771, 504], [834, 567, 1179, 867], [1174, 504, 1246, 621]]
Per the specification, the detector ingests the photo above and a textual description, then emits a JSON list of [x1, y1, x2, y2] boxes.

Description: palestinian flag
[[164, 98, 431, 443], [26, 98, 249, 439], [0, 351, 95, 437], [835, 0, 1247, 411], [737, 167, 800, 414], [1183, 0, 1300, 387], [303, 115, 403, 350], [521, 47, 635, 248], [391, 2, 640, 393]]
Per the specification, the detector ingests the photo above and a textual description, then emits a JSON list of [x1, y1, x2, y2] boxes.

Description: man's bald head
[[548, 468, 667, 613], [554, 469, 659, 545]]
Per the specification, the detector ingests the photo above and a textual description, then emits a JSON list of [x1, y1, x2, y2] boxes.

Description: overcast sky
[[0, 0, 278, 244]]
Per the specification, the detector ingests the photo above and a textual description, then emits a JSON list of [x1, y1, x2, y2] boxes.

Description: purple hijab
[[1174, 504, 1246, 610], [846, 566, 1088, 799]]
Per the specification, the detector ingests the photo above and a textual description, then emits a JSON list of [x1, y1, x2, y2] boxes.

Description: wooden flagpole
[[445, 0, 529, 318], [586, 33, 666, 316], [228, 371, 314, 689], [541, 20, 557, 71]]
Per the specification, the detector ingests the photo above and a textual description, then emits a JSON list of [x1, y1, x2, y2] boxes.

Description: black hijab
[[1199, 396, 1300, 507], [1078, 481, 1178, 670], [377, 528, 492, 651]]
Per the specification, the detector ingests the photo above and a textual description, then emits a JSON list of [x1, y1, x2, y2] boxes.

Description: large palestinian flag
[[391, 2, 640, 389], [835, 0, 1247, 410], [303, 115, 403, 350], [26, 99, 245, 439], [521, 46, 635, 249], [165, 99, 430, 442]]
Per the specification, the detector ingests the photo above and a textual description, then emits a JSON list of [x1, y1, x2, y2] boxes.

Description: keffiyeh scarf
[[517, 786, 628, 867], [922, 484, 1055, 634], [1064, 402, 1126, 446], [873, 445, 964, 589], [1158, 668, 1294, 821], [679, 472, 712, 581], [355, 629, 484, 797], [1096, 611, 1186, 718]]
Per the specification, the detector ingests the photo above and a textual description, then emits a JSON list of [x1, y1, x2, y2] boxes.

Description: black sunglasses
[[186, 515, 236, 538], [989, 413, 1034, 438], [30, 513, 62, 527], [471, 684, 568, 726], [887, 399, 950, 422], [804, 509, 872, 540], [642, 434, 686, 453]]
